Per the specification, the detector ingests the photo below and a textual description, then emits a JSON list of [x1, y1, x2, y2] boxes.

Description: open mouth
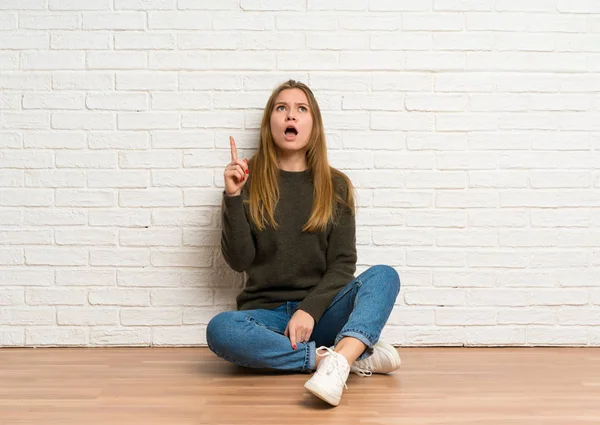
[[285, 126, 298, 136]]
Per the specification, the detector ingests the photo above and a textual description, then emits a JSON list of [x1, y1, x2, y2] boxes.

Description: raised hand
[[224, 136, 249, 197]]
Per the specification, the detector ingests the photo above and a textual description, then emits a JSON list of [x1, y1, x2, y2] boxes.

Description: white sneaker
[[304, 346, 350, 407], [351, 340, 401, 377]]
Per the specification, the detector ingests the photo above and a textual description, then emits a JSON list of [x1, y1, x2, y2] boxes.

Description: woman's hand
[[224, 136, 249, 196], [284, 309, 315, 350]]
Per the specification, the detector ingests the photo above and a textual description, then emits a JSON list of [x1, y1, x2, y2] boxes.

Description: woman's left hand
[[284, 309, 314, 350]]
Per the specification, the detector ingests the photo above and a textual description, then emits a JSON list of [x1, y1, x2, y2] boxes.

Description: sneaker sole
[[374, 340, 401, 373], [304, 380, 341, 407]]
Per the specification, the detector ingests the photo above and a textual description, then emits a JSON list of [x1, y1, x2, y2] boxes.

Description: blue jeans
[[206, 265, 401, 373]]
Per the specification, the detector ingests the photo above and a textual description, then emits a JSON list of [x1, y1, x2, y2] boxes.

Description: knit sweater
[[220, 169, 357, 323]]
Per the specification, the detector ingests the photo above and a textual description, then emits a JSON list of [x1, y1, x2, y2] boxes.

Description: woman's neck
[[277, 152, 308, 172]]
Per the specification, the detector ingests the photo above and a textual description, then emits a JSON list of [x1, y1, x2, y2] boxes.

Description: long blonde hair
[[246, 80, 355, 233]]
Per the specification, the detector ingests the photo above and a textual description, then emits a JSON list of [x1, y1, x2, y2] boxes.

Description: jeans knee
[[369, 264, 401, 294], [206, 311, 243, 352]]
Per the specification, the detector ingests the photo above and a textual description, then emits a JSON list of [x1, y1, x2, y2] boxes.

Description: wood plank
[[0, 347, 599, 424]]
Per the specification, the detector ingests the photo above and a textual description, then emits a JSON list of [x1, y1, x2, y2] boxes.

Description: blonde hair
[[246, 80, 355, 233]]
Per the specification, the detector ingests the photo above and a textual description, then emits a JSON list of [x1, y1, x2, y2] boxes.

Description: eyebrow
[[274, 101, 309, 107]]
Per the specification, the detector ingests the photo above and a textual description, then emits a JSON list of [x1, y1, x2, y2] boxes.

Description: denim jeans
[[206, 264, 401, 373]]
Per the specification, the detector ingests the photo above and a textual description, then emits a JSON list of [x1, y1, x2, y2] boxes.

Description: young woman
[[207, 80, 401, 407]]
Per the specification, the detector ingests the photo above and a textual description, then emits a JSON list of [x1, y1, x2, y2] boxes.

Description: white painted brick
[[0, 132, 22, 148], [528, 327, 588, 345], [55, 189, 115, 207], [150, 289, 213, 306], [243, 73, 308, 91], [178, 0, 238, 8], [373, 228, 433, 246], [26, 328, 87, 346], [531, 251, 590, 268], [25, 209, 86, 226], [152, 170, 213, 187], [89, 132, 150, 150], [437, 191, 498, 208], [0, 268, 53, 286], [0, 93, 20, 109], [88, 171, 149, 189], [558, 0, 600, 13], [116, 72, 177, 90], [90, 249, 149, 267], [52, 112, 115, 130], [403, 13, 463, 30], [0, 170, 22, 187], [26, 248, 88, 266], [83, 12, 145, 29], [531, 289, 588, 306], [436, 229, 497, 247], [0, 52, 18, 70], [339, 52, 404, 70], [406, 211, 466, 228], [371, 113, 433, 131], [182, 229, 220, 247], [339, 16, 399, 30], [87, 93, 148, 111], [183, 189, 223, 207], [0, 12, 17, 29], [151, 93, 210, 111], [467, 289, 529, 306], [89, 209, 149, 227], [153, 326, 206, 346], [119, 189, 182, 207], [275, 14, 333, 30], [530, 171, 591, 189], [344, 170, 403, 188], [0, 307, 55, 325], [243, 32, 305, 50], [51, 32, 111, 50], [89, 289, 149, 306], [407, 52, 465, 71], [179, 73, 242, 91], [56, 269, 115, 286], [120, 308, 181, 325], [0, 288, 24, 305], [57, 307, 117, 325], [372, 73, 432, 91], [119, 151, 179, 169], [406, 172, 465, 189], [436, 308, 496, 325], [19, 13, 77, 29], [0, 112, 50, 129], [117, 112, 179, 130], [182, 112, 243, 129], [90, 328, 151, 346], [467, 251, 528, 268], [559, 308, 600, 325], [55, 228, 116, 246], [497, 309, 555, 325], [26, 288, 87, 305], [87, 52, 147, 70], [1, 74, 50, 90], [0, 209, 21, 226], [152, 131, 213, 149], [342, 131, 404, 150], [0, 189, 53, 207], [56, 151, 116, 168], [406, 250, 465, 267], [23, 52, 85, 71], [25, 170, 84, 188], [434, 0, 493, 11], [152, 209, 212, 226], [119, 229, 181, 246], [115, 0, 175, 10], [531, 209, 591, 228], [118, 269, 181, 287], [466, 327, 526, 346], [469, 171, 528, 188], [405, 327, 465, 346], [53, 72, 114, 90], [0, 328, 25, 346], [374, 152, 434, 169], [25, 132, 86, 149], [328, 150, 374, 170], [0, 230, 51, 245], [0, 33, 48, 49], [433, 270, 496, 287], [183, 151, 229, 168], [115, 32, 175, 50], [151, 249, 212, 267]]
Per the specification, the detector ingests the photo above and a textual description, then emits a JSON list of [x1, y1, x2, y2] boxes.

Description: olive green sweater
[[220, 169, 357, 323]]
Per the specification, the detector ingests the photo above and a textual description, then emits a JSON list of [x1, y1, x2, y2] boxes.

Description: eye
[[299, 106, 308, 112], [276, 105, 286, 111]]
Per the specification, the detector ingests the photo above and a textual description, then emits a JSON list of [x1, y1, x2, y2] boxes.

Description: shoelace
[[315, 346, 349, 389], [351, 354, 380, 377]]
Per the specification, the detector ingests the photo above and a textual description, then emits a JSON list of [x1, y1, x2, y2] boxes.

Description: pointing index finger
[[229, 136, 238, 162]]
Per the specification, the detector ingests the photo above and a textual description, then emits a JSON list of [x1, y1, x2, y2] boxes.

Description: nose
[[286, 110, 296, 121]]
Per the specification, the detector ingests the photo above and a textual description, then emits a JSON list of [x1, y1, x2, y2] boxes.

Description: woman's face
[[269, 88, 313, 156]]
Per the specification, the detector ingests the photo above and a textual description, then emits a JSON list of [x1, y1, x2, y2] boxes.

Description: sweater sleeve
[[220, 191, 255, 272], [298, 196, 357, 323]]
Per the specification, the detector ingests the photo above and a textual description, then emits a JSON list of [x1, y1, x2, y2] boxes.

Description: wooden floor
[[0, 347, 599, 424]]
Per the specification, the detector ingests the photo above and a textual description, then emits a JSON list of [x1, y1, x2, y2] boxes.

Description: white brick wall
[[1, 1, 599, 347]]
